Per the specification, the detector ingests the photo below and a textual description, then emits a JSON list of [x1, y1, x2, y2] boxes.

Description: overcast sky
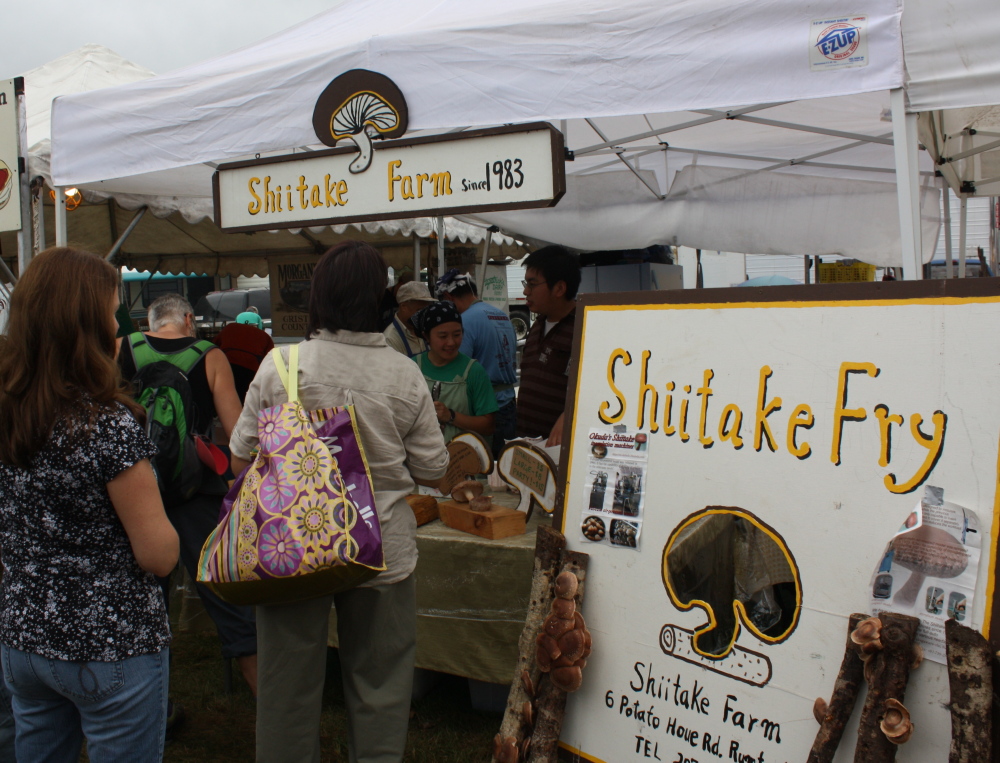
[[6, 1, 343, 77]]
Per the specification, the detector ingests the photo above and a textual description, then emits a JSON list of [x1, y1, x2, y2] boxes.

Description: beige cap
[[396, 282, 436, 303]]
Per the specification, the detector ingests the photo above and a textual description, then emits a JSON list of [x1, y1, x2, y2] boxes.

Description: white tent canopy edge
[[14, 44, 520, 278], [46, 0, 1000, 275]]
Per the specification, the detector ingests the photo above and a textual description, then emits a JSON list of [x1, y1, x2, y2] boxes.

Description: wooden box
[[437, 500, 526, 540]]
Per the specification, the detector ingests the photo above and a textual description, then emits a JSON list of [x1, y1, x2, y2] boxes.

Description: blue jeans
[[1, 645, 168, 763], [0, 668, 14, 763]]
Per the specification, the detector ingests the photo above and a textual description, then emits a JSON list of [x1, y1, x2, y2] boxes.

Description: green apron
[[419, 355, 488, 445]]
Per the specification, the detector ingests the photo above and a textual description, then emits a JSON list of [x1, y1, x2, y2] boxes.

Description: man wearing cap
[[383, 281, 436, 358], [436, 269, 518, 458], [235, 305, 264, 330]]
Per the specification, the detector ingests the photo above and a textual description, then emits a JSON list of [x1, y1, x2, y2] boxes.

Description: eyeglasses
[[522, 279, 546, 291]]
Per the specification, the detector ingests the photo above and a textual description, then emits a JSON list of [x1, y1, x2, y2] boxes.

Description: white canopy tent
[[2, 45, 521, 280], [46, 0, 1000, 276]]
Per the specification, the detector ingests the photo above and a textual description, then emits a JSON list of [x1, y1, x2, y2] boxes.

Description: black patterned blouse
[[0, 403, 170, 662]]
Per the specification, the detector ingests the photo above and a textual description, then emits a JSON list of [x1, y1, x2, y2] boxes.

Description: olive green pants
[[256, 575, 416, 763]]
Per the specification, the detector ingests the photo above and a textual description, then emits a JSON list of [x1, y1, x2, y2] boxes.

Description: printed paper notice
[[868, 486, 981, 664], [579, 429, 648, 550], [810, 16, 869, 71]]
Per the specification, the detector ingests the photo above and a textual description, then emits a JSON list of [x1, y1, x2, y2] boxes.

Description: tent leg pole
[[33, 180, 45, 254], [0, 257, 18, 286], [890, 88, 923, 280], [106, 206, 147, 261], [958, 196, 968, 279], [477, 226, 497, 296], [436, 217, 445, 280], [54, 187, 68, 247], [992, 197, 999, 276], [942, 182, 953, 279], [413, 236, 421, 279]]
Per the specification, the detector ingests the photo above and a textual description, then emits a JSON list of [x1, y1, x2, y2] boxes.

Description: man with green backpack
[[118, 294, 258, 700]]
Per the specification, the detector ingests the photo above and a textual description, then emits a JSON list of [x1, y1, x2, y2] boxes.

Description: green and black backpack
[[127, 332, 215, 507]]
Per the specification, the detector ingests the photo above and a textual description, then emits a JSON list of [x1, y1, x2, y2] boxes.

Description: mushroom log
[[535, 573, 591, 693]]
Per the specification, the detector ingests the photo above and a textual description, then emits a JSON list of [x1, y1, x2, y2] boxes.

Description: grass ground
[[162, 630, 500, 763]]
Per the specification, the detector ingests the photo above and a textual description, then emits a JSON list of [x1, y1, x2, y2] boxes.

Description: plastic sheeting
[[49, 0, 906, 187], [484, 166, 941, 265], [902, 0, 1000, 113], [43, 0, 997, 264]]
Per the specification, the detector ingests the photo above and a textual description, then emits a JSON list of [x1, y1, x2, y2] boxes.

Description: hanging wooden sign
[[214, 121, 564, 232]]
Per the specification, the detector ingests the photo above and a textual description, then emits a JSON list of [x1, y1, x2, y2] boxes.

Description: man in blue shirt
[[436, 269, 518, 458]]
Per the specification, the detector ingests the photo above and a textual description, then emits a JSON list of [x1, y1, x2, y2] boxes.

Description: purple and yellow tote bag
[[198, 345, 385, 605]]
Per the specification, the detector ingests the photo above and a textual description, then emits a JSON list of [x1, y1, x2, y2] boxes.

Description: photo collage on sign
[[868, 485, 981, 664], [580, 428, 648, 550]]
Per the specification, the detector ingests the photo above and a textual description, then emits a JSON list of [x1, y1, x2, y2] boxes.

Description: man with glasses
[[516, 246, 581, 447]]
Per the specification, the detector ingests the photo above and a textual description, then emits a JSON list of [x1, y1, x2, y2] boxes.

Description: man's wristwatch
[[447, 408, 456, 423]]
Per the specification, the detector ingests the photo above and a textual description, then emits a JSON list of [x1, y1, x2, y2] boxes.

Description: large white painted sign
[[214, 123, 564, 232], [0, 79, 21, 234], [556, 282, 1000, 763]]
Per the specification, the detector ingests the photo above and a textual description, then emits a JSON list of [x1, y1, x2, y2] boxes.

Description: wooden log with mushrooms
[[493, 525, 566, 763], [890, 525, 969, 607], [807, 613, 867, 763], [852, 612, 920, 763], [945, 618, 993, 763], [528, 551, 590, 763]]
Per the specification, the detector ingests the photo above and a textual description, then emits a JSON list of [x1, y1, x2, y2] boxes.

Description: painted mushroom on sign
[[661, 507, 802, 660], [311, 69, 409, 174]]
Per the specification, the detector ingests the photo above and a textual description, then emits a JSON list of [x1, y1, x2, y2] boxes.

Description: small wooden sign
[[438, 432, 493, 496], [497, 440, 558, 519]]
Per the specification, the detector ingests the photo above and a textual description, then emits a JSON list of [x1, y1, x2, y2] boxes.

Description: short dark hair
[[522, 245, 581, 300], [306, 241, 388, 337]]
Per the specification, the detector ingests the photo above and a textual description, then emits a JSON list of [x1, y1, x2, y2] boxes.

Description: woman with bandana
[[411, 301, 498, 446]]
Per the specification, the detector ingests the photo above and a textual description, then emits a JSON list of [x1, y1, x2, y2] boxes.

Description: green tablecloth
[[328, 499, 542, 685]]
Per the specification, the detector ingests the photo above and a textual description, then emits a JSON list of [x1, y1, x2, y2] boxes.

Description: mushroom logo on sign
[[659, 507, 802, 687], [312, 70, 409, 175]]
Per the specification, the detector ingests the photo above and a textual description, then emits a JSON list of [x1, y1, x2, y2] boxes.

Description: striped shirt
[[515, 309, 576, 438]]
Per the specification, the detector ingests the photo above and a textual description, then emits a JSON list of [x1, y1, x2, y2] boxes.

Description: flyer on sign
[[579, 428, 648, 550], [869, 485, 981, 664]]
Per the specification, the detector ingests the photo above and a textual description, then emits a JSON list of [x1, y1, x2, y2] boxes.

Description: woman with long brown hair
[[0, 247, 178, 762]]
